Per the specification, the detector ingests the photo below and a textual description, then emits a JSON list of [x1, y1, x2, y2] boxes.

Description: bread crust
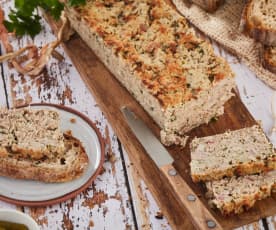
[[262, 46, 276, 74], [190, 0, 225, 12], [0, 134, 89, 183], [241, 0, 276, 46]]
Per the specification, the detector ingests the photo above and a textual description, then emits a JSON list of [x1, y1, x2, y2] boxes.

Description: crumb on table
[[155, 211, 164, 219], [64, 130, 73, 136], [70, 118, 76, 123]]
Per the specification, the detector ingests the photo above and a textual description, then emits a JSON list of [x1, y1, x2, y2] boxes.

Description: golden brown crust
[[69, 0, 233, 109], [9, 146, 47, 160], [218, 189, 271, 216], [241, 0, 276, 46], [262, 46, 276, 74], [0, 134, 89, 183], [0, 147, 8, 158]]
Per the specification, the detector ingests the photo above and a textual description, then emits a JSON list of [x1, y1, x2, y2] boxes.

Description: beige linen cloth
[[172, 0, 276, 89]]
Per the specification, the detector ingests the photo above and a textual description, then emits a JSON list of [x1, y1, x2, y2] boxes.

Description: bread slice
[[205, 170, 276, 215], [241, 0, 276, 46], [189, 0, 225, 12], [262, 45, 276, 74], [0, 133, 89, 183], [190, 125, 276, 182], [65, 0, 235, 142], [0, 108, 65, 160]]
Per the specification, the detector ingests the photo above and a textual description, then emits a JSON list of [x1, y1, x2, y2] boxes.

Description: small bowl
[[0, 209, 39, 230]]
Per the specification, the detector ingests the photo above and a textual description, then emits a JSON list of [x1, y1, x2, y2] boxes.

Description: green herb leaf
[[3, 0, 86, 37], [68, 0, 86, 6], [40, 0, 64, 20], [4, 10, 42, 37]]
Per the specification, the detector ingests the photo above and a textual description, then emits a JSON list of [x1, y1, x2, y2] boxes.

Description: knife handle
[[160, 164, 222, 230]]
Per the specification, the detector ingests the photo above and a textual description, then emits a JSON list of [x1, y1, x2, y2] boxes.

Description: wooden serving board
[[46, 16, 276, 230]]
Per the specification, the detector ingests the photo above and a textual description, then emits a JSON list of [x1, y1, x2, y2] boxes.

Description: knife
[[121, 107, 222, 230]]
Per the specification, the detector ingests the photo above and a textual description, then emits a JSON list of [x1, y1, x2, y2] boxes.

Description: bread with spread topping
[[190, 125, 276, 182], [205, 170, 276, 215], [0, 108, 89, 182], [0, 108, 65, 160], [65, 0, 235, 143], [241, 0, 276, 46]]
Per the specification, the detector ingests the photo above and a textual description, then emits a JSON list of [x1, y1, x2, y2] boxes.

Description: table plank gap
[[122, 145, 172, 230], [0, 46, 10, 108], [117, 138, 140, 230]]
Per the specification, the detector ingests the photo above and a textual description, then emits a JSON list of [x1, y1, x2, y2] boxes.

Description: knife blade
[[121, 106, 173, 167], [121, 107, 222, 230]]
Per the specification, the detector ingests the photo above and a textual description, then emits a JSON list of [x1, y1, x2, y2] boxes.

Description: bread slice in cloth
[[263, 45, 276, 74], [65, 0, 235, 144], [205, 170, 276, 215], [190, 125, 276, 182], [241, 0, 276, 46], [189, 0, 225, 12]]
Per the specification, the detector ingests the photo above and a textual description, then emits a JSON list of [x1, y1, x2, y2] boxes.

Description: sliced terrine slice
[[205, 170, 276, 215], [190, 125, 276, 182]]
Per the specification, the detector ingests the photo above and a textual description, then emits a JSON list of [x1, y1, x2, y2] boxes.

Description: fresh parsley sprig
[[4, 0, 86, 37]]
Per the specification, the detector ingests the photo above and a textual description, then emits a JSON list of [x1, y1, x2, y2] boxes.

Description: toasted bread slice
[[189, 0, 225, 12], [205, 171, 276, 215], [0, 108, 65, 160], [0, 134, 89, 183], [241, 0, 276, 46], [262, 45, 276, 74], [190, 125, 276, 182]]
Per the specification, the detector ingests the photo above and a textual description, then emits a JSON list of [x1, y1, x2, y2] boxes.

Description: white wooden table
[[0, 1, 276, 229]]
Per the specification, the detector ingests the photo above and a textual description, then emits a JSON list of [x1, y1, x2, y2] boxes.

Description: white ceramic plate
[[0, 209, 39, 230], [0, 104, 104, 206]]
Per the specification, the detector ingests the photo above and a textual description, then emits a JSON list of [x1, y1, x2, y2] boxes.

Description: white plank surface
[[122, 147, 171, 230], [0, 1, 136, 229], [212, 41, 275, 142], [0, 72, 7, 106]]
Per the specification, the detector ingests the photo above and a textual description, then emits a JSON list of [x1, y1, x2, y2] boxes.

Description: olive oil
[[0, 221, 28, 230]]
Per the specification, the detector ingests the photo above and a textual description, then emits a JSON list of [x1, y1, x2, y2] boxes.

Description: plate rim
[[0, 103, 105, 207]]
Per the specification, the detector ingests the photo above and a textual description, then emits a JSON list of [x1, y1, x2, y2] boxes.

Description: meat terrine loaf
[[66, 0, 235, 138], [190, 125, 276, 182], [0, 108, 65, 160], [205, 170, 276, 215]]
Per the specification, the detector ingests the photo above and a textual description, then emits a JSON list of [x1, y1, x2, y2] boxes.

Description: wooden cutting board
[[46, 16, 276, 230]]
